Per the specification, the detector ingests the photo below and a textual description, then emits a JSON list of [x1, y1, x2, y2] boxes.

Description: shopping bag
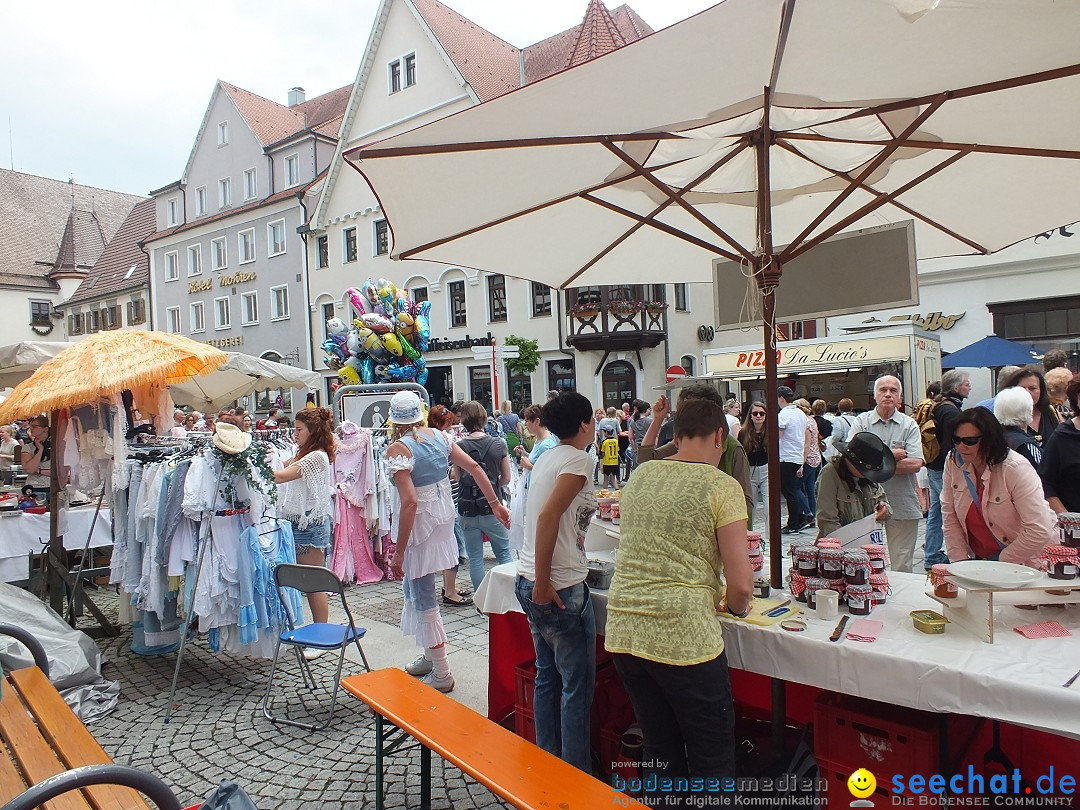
[[508, 468, 527, 552], [199, 780, 259, 810]]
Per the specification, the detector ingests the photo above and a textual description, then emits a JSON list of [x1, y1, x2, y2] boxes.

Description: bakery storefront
[[703, 324, 941, 409]]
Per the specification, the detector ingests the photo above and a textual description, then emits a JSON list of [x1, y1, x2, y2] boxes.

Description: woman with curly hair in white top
[[273, 408, 336, 657]]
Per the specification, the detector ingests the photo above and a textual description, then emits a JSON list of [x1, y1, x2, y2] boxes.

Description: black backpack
[[456, 436, 502, 517]]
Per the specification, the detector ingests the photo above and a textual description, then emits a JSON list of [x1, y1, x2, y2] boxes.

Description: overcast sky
[[1, 0, 717, 197]]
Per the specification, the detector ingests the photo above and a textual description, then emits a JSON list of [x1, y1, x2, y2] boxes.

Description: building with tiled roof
[[147, 82, 349, 407], [306, 0, 654, 407], [0, 168, 142, 343], [59, 199, 156, 339]]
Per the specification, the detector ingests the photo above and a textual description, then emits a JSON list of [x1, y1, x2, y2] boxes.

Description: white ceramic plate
[[946, 560, 1042, 589]]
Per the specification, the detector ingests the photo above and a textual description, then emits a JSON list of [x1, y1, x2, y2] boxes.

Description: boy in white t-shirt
[[516, 392, 598, 772]]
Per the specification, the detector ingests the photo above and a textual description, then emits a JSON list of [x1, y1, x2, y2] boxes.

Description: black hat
[[834, 432, 897, 484]]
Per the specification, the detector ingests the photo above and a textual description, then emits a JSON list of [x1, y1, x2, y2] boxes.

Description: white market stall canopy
[[0, 341, 70, 390], [156, 352, 319, 410]]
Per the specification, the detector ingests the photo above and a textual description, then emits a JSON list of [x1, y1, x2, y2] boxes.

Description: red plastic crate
[[514, 664, 536, 712], [514, 703, 535, 743], [814, 693, 939, 776], [818, 758, 892, 807]]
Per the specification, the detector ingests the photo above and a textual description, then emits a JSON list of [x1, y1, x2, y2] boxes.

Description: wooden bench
[[0, 624, 179, 810], [342, 667, 638, 810]]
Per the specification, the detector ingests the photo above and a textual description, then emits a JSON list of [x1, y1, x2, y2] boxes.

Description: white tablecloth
[[0, 507, 113, 583], [475, 520, 1080, 740]]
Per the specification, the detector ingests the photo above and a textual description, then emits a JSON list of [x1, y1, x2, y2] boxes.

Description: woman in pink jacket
[[942, 408, 1058, 566]]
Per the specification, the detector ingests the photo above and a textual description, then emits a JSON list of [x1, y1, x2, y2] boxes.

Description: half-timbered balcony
[[564, 284, 667, 353]]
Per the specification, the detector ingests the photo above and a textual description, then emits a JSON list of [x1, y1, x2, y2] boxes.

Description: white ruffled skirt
[[397, 479, 458, 647]]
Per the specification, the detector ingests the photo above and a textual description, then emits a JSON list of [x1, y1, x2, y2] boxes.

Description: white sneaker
[[405, 654, 433, 676], [420, 671, 455, 693], [302, 647, 329, 661]]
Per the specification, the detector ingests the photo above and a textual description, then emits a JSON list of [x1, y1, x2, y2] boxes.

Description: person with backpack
[[825, 398, 856, 460], [921, 371, 969, 570], [454, 401, 513, 592]]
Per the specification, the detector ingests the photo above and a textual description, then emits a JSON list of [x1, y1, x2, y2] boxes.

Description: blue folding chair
[[260, 563, 370, 731]]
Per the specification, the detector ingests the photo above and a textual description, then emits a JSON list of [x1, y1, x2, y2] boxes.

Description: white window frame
[[243, 168, 257, 200], [211, 236, 227, 271], [166, 307, 181, 334], [214, 296, 231, 330], [267, 219, 286, 256], [218, 177, 231, 209], [241, 291, 259, 326], [187, 244, 202, 277], [284, 153, 300, 188], [674, 283, 689, 312], [316, 234, 329, 268], [166, 198, 178, 227], [189, 301, 205, 333], [404, 52, 417, 88], [195, 186, 207, 216], [270, 285, 290, 321], [372, 219, 389, 256], [238, 228, 256, 264], [217, 121, 229, 145], [163, 251, 179, 282]]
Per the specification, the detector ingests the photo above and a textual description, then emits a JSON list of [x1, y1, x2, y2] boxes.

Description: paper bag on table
[[826, 513, 885, 550]]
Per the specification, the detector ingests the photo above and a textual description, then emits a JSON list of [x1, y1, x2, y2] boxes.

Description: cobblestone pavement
[[80, 563, 513, 810]]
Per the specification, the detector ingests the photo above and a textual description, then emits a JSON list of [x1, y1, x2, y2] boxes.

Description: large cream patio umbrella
[[344, 0, 1080, 585]]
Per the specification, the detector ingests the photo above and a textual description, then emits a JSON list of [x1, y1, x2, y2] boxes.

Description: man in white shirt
[[516, 392, 598, 772], [776, 386, 811, 534], [849, 376, 924, 572]]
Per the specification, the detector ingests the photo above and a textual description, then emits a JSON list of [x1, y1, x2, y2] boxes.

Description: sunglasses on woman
[[952, 434, 981, 446], [751, 411, 766, 417]]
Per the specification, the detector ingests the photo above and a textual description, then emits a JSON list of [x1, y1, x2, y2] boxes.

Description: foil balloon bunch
[[322, 278, 431, 387]]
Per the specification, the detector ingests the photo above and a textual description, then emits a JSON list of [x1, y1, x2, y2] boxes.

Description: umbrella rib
[[390, 156, 692, 261], [344, 132, 685, 161], [780, 94, 947, 259], [825, 63, 1080, 124], [768, 0, 798, 91], [776, 141, 989, 255], [781, 132, 1080, 161], [603, 141, 755, 262], [576, 194, 744, 263], [780, 144, 975, 263]]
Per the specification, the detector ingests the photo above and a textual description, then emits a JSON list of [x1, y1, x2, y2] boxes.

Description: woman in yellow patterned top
[[606, 397, 752, 798]]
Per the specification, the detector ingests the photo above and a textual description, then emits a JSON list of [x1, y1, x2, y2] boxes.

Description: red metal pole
[[491, 338, 499, 416]]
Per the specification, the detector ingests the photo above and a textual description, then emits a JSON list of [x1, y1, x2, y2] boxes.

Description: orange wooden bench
[[0, 624, 179, 810], [342, 667, 639, 810]]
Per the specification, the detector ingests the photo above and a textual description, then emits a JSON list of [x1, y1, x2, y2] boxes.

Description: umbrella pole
[[47, 410, 64, 615]]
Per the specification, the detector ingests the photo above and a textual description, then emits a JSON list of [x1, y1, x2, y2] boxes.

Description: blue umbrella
[[941, 336, 1039, 369]]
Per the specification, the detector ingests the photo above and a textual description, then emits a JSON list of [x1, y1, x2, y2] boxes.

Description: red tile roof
[[0, 169, 143, 292], [566, 0, 627, 69], [65, 199, 156, 307], [523, 4, 652, 84], [411, 0, 522, 101], [221, 82, 351, 147]]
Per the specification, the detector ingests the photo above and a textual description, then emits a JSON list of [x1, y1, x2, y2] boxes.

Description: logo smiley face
[[848, 768, 876, 799]]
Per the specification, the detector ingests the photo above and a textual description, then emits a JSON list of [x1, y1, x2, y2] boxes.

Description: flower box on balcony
[[608, 302, 642, 317]]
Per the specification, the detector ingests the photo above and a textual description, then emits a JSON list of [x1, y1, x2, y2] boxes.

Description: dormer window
[[389, 53, 416, 93], [218, 121, 229, 145]]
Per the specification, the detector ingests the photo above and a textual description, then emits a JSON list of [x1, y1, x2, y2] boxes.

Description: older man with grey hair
[[923, 369, 970, 569], [849, 376, 924, 572]]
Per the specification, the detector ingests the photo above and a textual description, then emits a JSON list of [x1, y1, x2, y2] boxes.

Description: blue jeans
[[514, 577, 596, 772], [924, 468, 949, 568], [780, 462, 809, 528], [459, 513, 512, 591]]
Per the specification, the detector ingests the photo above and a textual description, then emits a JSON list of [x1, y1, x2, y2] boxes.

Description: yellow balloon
[[847, 769, 876, 799]]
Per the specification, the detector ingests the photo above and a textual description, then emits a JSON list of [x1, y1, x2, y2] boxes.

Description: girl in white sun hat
[[386, 391, 510, 692]]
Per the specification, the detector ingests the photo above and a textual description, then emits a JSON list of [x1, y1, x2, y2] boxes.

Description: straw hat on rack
[[212, 423, 252, 455]]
